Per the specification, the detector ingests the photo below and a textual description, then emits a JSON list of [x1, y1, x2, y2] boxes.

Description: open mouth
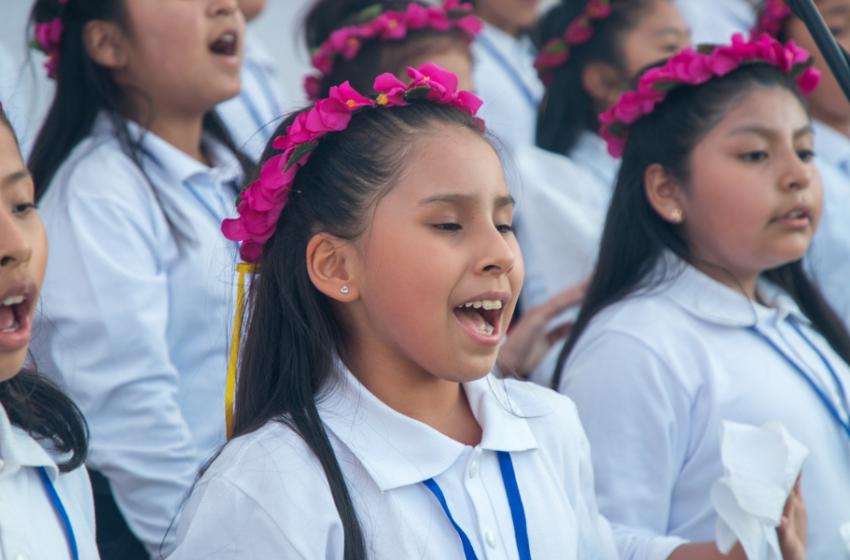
[[210, 31, 237, 56], [774, 206, 811, 226], [454, 298, 504, 338], [0, 294, 30, 335]]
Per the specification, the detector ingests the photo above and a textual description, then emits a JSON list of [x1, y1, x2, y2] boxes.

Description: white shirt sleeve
[[37, 163, 201, 557], [169, 427, 344, 560], [560, 330, 692, 560]]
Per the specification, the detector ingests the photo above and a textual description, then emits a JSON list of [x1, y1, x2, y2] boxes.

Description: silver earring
[[341, 286, 349, 294]]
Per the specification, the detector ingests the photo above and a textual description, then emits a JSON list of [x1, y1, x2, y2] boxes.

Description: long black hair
[[0, 112, 89, 473], [229, 99, 487, 560], [553, 63, 850, 388], [304, 0, 471, 98], [535, 0, 654, 155], [28, 0, 251, 203]]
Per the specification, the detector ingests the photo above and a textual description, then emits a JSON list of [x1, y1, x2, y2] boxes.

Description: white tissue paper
[[711, 420, 809, 560]]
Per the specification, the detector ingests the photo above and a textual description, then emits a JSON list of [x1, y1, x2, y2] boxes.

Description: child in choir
[[303, 0, 481, 99], [0, 103, 98, 559], [218, 0, 287, 160], [674, 0, 756, 44], [754, 0, 850, 346], [27, 0, 251, 557], [558, 35, 845, 559], [169, 65, 619, 559], [471, 0, 545, 148]]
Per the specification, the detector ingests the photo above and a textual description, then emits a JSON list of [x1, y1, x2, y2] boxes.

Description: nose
[[0, 210, 31, 269], [210, 0, 239, 17], [781, 149, 814, 192], [473, 222, 516, 277]]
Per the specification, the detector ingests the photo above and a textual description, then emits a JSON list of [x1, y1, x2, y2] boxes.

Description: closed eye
[[496, 224, 514, 234], [433, 223, 462, 232], [12, 203, 37, 215], [741, 151, 768, 162]]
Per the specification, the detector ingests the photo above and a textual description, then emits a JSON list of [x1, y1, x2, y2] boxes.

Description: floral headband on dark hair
[[600, 33, 820, 158], [753, 0, 793, 39], [303, 1, 482, 99], [534, 0, 613, 87], [32, 0, 70, 79]]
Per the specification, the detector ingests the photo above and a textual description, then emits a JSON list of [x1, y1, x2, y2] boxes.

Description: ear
[[581, 62, 626, 111], [644, 163, 687, 224], [306, 233, 359, 302], [83, 19, 129, 70]]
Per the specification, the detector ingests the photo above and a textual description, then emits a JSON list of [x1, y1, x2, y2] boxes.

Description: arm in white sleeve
[[560, 330, 693, 560], [39, 186, 201, 557]]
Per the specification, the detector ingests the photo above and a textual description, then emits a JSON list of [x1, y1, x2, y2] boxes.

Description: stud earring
[[671, 208, 684, 223], [341, 286, 349, 294]]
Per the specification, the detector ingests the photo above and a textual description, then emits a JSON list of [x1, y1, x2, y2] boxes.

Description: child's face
[[237, 0, 267, 22], [0, 124, 47, 382], [786, 0, 850, 127], [117, 0, 245, 116], [476, 0, 540, 34], [678, 87, 822, 279], [621, 0, 690, 81], [348, 127, 522, 382]]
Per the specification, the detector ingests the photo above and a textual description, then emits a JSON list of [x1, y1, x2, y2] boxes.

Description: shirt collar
[[480, 22, 536, 56], [571, 131, 620, 188], [813, 119, 850, 172], [317, 367, 538, 492], [658, 252, 810, 328], [91, 113, 242, 188], [0, 401, 59, 482]]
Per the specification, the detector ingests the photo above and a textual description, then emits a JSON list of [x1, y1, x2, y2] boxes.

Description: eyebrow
[[653, 26, 687, 37], [418, 193, 515, 209], [2, 169, 30, 188], [822, 5, 850, 17], [728, 124, 814, 140]]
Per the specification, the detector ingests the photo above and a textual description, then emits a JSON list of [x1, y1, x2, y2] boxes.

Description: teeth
[[2, 295, 24, 306], [787, 210, 804, 219], [2, 320, 19, 333], [220, 33, 235, 43], [476, 323, 495, 336], [458, 299, 503, 310]]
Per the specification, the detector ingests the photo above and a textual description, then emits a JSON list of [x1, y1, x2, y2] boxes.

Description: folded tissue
[[711, 421, 809, 560]]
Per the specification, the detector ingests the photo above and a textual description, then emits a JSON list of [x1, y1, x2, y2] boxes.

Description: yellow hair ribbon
[[226, 262, 257, 440]]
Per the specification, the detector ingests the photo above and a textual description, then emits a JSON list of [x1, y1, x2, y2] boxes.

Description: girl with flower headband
[[303, 0, 482, 99], [468, 0, 546, 149], [0, 103, 98, 560], [27, 0, 252, 557], [557, 34, 850, 559], [753, 0, 850, 338], [509, 0, 689, 384], [169, 64, 619, 560]]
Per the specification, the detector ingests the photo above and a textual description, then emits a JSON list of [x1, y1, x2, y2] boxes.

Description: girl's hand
[[497, 281, 588, 378], [778, 476, 808, 560]]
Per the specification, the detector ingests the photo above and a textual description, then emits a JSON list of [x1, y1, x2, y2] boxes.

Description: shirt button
[[468, 459, 479, 478], [485, 530, 497, 549]]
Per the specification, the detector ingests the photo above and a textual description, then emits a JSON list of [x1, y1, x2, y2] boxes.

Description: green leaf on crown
[[404, 85, 432, 100], [283, 141, 319, 173], [607, 121, 628, 137], [788, 56, 815, 80], [696, 44, 719, 55], [358, 4, 383, 22]]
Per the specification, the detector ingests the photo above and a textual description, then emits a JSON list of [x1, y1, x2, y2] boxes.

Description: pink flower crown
[[303, 1, 482, 100], [31, 0, 71, 79], [599, 33, 820, 158], [753, 0, 793, 39], [534, 0, 613, 87], [225, 63, 484, 263]]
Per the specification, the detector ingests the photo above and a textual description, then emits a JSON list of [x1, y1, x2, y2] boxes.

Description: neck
[[345, 336, 483, 447], [690, 258, 760, 301], [811, 108, 850, 138], [123, 95, 210, 165], [478, 11, 520, 37]]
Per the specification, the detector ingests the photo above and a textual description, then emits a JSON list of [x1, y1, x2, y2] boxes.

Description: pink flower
[[566, 15, 593, 45], [304, 75, 323, 101], [534, 38, 570, 70], [306, 98, 354, 132], [405, 3, 431, 29], [374, 72, 410, 106], [329, 81, 375, 110], [452, 90, 484, 116], [662, 48, 714, 84], [586, 0, 613, 19], [408, 63, 460, 103], [375, 13, 408, 40], [797, 67, 821, 95], [599, 124, 627, 158], [35, 18, 63, 51]]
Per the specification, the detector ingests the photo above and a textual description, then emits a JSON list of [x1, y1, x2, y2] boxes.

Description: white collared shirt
[[217, 32, 286, 161], [169, 369, 619, 559], [31, 115, 242, 558], [560, 257, 850, 560], [807, 120, 850, 331], [473, 24, 545, 150], [0, 401, 99, 560], [674, 0, 756, 45]]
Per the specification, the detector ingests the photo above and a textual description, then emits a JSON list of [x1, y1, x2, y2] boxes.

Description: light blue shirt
[[218, 33, 286, 161], [808, 120, 850, 331], [561, 256, 850, 560], [675, 0, 755, 45], [32, 115, 242, 558]]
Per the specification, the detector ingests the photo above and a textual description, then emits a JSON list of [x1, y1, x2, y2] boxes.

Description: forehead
[[0, 124, 24, 177], [817, 0, 850, 16], [706, 86, 810, 137]]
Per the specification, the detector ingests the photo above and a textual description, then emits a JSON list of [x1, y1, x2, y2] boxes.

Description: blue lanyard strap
[[476, 35, 541, 112], [751, 322, 850, 439], [37, 466, 79, 560], [422, 450, 532, 560]]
